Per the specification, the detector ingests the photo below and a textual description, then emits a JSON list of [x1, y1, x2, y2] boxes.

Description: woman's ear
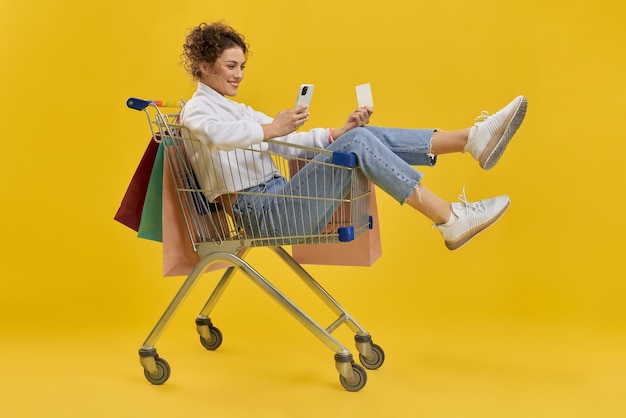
[[199, 61, 212, 76], [199, 61, 218, 77]]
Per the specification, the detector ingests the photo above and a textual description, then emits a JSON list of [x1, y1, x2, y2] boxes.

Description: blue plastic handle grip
[[331, 151, 358, 168], [126, 97, 152, 111], [338, 226, 355, 242]]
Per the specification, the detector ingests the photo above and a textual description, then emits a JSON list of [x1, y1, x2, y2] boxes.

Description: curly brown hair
[[181, 22, 249, 80]]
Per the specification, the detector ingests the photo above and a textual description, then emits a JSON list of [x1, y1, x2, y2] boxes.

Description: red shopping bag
[[291, 186, 382, 266], [161, 153, 228, 277], [114, 138, 159, 231]]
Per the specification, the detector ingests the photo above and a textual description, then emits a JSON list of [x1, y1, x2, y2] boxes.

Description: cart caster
[[355, 335, 385, 370], [199, 327, 223, 350], [336, 353, 367, 392], [144, 356, 170, 385], [139, 348, 171, 385], [196, 317, 223, 350], [359, 343, 385, 370], [339, 362, 367, 392]]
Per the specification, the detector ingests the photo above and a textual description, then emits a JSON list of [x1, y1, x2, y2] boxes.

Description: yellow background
[[1, 0, 625, 417]]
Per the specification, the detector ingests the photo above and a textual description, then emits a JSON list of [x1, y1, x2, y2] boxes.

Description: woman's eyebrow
[[222, 60, 246, 65]]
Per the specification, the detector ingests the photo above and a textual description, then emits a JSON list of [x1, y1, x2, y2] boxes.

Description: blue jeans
[[233, 126, 436, 238]]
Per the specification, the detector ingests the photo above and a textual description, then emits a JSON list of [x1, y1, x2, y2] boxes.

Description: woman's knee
[[338, 127, 374, 148]]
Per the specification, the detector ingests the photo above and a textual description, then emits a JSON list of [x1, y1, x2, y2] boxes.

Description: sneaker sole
[[444, 201, 510, 250], [479, 96, 528, 170]]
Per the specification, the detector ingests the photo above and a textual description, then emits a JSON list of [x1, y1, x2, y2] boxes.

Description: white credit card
[[356, 83, 373, 107]]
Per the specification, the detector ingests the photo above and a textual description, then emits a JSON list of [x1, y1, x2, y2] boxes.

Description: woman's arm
[[181, 104, 266, 151], [261, 104, 309, 140]]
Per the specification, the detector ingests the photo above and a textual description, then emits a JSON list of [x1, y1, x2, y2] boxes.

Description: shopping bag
[[113, 138, 160, 231], [288, 159, 383, 266], [161, 157, 199, 276], [161, 152, 229, 277], [291, 186, 383, 266], [137, 142, 165, 242]]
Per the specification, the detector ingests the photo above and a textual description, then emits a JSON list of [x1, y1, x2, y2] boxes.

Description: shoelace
[[474, 110, 490, 123], [457, 186, 485, 214]]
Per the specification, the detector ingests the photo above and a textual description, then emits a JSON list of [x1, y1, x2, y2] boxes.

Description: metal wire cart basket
[[126, 97, 385, 391]]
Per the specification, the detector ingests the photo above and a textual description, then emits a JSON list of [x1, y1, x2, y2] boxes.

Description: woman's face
[[200, 46, 246, 96]]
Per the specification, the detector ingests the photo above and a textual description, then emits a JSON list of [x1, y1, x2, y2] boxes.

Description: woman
[[179, 22, 527, 250]]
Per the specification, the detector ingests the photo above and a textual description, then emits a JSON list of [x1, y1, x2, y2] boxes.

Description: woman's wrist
[[261, 123, 276, 140], [331, 127, 344, 141]]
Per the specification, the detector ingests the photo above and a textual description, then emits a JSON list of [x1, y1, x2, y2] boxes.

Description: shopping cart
[[126, 97, 385, 391]]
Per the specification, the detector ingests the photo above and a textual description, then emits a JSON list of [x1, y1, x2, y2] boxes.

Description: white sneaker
[[465, 95, 527, 170], [435, 190, 510, 250]]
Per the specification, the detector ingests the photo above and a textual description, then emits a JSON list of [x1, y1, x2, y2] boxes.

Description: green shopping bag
[[137, 142, 164, 242]]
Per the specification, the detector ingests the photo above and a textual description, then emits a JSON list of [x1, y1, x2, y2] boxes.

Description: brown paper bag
[[161, 156, 229, 277], [288, 159, 383, 266]]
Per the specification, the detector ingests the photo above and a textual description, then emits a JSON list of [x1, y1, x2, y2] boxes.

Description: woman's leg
[[236, 127, 422, 238], [405, 183, 451, 224], [331, 126, 451, 203], [329, 127, 512, 250], [363, 95, 527, 168], [232, 155, 354, 239], [430, 129, 471, 155]]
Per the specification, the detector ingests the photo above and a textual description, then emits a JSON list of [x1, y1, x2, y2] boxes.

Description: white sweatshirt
[[180, 82, 330, 201]]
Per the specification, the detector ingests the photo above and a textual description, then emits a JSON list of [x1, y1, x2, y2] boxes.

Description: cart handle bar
[[127, 98, 152, 111], [127, 98, 179, 111]]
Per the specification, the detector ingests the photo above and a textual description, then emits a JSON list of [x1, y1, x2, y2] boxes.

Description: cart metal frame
[[127, 98, 384, 391]]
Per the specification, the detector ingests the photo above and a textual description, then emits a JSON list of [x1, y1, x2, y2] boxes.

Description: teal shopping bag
[[137, 142, 164, 242]]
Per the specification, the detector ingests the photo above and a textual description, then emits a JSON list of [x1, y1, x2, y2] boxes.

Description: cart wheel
[[359, 343, 385, 370], [199, 326, 223, 350], [144, 357, 170, 385], [339, 363, 367, 392]]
